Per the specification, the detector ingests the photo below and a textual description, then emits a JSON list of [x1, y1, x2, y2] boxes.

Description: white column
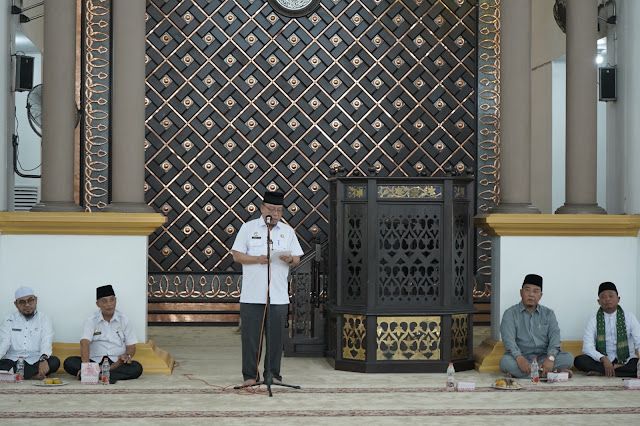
[[104, 0, 153, 213], [491, 0, 539, 213], [31, 0, 82, 211], [555, 0, 605, 214], [0, 6, 10, 211]]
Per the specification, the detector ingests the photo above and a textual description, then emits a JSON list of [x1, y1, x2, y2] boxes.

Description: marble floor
[[1, 326, 639, 425]]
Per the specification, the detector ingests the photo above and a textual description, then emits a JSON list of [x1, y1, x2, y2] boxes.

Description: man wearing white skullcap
[[0, 286, 60, 379]]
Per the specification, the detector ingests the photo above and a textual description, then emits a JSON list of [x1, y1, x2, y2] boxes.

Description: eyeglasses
[[262, 204, 283, 214], [17, 297, 36, 306]]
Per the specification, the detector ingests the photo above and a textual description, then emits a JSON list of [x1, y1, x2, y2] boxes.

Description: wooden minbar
[[325, 177, 475, 373]]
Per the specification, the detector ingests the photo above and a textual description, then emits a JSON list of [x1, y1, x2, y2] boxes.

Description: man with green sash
[[575, 282, 640, 377]]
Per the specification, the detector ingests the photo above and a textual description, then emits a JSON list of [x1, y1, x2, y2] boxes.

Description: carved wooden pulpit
[[326, 177, 475, 372]]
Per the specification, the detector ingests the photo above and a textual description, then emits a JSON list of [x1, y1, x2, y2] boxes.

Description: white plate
[[490, 382, 523, 390], [33, 379, 68, 387]]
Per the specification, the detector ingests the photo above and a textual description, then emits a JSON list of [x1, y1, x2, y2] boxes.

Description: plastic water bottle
[[446, 362, 456, 391], [16, 356, 25, 383], [101, 357, 110, 385], [531, 358, 539, 385]]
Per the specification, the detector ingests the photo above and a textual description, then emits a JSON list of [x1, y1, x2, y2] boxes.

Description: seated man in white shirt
[[574, 282, 640, 377], [63, 285, 142, 384], [0, 286, 60, 379]]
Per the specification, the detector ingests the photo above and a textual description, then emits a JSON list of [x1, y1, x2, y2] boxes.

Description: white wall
[[531, 63, 553, 213], [531, 0, 566, 213], [14, 50, 42, 191], [491, 235, 639, 341], [605, 30, 624, 214], [597, 84, 607, 211], [0, 234, 149, 343], [1, 4, 12, 211], [551, 57, 566, 213]]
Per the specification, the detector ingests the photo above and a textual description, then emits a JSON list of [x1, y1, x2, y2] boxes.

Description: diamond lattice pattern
[[145, 0, 476, 272]]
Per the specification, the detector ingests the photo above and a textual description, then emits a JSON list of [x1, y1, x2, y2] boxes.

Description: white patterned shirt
[[0, 310, 54, 364], [80, 309, 138, 362], [232, 217, 304, 304]]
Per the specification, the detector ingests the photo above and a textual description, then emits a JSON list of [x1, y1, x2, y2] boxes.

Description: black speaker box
[[599, 66, 616, 101], [15, 55, 34, 92]]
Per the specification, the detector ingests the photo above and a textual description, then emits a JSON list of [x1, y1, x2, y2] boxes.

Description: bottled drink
[[16, 356, 25, 383], [101, 357, 110, 385], [446, 362, 455, 391], [531, 358, 539, 385]]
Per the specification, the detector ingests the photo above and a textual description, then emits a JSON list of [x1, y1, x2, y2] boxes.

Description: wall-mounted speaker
[[15, 55, 34, 92], [599, 66, 617, 101]]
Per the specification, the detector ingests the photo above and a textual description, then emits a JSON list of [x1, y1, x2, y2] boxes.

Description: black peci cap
[[522, 274, 543, 290], [96, 285, 115, 300], [263, 191, 284, 206]]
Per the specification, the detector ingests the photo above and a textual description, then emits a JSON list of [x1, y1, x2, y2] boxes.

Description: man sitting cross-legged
[[0, 286, 60, 380], [63, 285, 142, 384], [574, 281, 640, 377], [499, 273, 574, 379]]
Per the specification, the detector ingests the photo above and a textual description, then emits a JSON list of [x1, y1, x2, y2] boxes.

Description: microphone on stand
[[265, 215, 273, 254]]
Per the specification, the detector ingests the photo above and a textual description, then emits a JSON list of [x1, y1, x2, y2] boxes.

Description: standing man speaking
[[231, 191, 304, 387]]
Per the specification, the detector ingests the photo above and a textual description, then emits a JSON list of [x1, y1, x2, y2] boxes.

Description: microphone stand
[[263, 215, 300, 397], [264, 215, 274, 396]]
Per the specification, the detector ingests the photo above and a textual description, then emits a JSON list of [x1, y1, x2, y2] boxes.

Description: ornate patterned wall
[[144, 0, 477, 277], [474, 0, 499, 302], [81, 0, 112, 211]]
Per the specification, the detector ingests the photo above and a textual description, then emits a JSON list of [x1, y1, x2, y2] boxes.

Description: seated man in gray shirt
[[499, 274, 574, 378]]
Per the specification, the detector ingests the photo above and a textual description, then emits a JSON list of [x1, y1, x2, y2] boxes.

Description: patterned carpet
[[1, 327, 640, 424]]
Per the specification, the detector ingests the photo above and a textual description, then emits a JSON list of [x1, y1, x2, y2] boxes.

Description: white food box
[[547, 372, 569, 382], [0, 368, 15, 383], [456, 381, 475, 392], [623, 379, 640, 389], [81, 362, 100, 384]]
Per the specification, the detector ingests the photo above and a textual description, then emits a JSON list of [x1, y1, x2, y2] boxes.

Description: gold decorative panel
[[451, 313, 469, 359], [144, 0, 477, 274], [376, 316, 440, 361], [377, 184, 442, 199], [147, 273, 241, 299], [346, 185, 366, 200], [342, 314, 366, 360]]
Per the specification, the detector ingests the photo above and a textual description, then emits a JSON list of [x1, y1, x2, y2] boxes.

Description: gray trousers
[[500, 351, 574, 378], [240, 303, 288, 382]]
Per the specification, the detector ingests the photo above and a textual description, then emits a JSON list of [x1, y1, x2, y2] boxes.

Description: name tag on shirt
[[93, 331, 102, 336], [251, 236, 261, 239], [12, 328, 21, 332]]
